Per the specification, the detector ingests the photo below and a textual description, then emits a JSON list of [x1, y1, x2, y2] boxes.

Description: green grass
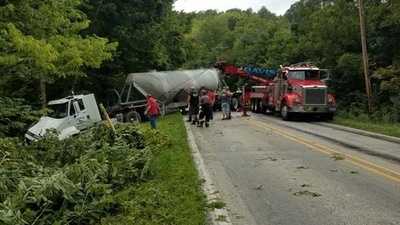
[[101, 113, 206, 225], [334, 116, 400, 138]]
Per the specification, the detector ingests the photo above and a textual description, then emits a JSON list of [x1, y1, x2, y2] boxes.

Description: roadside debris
[[293, 190, 322, 197], [208, 201, 226, 210], [350, 171, 359, 174], [216, 215, 228, 222], [256, 156, 278, 161], [331, 153, 346, 161], [254, 184, 264, 190], [296, 166, 310, 170]]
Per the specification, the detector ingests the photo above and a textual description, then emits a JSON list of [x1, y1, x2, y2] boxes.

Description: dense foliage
[[0, 97, 43, 138], [0, 0, 117, 106], [0, 123, 168, 225]]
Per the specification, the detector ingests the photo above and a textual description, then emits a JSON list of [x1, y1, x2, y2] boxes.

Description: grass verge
[[334, 116, 400, 138], [102, 113, 206, 225]]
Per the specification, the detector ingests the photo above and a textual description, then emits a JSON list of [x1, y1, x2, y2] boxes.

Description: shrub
[[0, 97, 43, 138], [0, 123, 167, 225]]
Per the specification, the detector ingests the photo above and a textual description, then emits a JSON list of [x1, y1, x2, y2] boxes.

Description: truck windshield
[[288, 70, 319, 80], [47, 103, 68, 119]]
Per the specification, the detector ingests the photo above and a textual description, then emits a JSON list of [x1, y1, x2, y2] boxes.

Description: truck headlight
[[293, 95, 302, 105], [328, 94, 336, 105]]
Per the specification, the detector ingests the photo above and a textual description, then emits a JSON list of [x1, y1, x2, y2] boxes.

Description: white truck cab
[[25, 94, 102, 141]]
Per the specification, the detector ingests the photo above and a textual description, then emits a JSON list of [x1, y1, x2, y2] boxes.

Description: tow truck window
[[288, 70, 319, 80], [48, 103, 68, 119]]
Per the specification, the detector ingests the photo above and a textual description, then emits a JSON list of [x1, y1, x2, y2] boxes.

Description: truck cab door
[[73, 99, 90, 130], [273, 71, 287, 110]]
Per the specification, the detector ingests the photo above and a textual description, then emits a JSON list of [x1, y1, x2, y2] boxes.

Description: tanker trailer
[[109, 69, 220, 123]]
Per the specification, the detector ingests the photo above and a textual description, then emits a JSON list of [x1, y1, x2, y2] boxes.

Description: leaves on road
[[293, 190, 322, 198]]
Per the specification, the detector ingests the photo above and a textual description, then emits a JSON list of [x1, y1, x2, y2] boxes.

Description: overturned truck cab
[[25, 94, 102, 141]]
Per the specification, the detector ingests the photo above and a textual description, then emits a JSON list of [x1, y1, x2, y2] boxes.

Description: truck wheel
[[126, 111, 141, 124], [324, 113, 334, 121], [281, 105, 292, 121], [254, 100, 259, 112], [257, 100, 263, 113]]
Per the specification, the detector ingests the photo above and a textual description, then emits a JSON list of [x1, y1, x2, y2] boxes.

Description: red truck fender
[[282, 93, 301, 108]]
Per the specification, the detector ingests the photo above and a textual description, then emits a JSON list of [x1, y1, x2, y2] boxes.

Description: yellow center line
[[245, 118, 400, 184]]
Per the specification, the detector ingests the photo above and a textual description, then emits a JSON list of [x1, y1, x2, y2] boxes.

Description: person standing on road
[[145, 94, 160, 129], [241, 86, 251, 117], [187, 88, 199, 125], [198, 89, 211, 128], [221, 87, 232, 120], [207, 89, 216, 120]]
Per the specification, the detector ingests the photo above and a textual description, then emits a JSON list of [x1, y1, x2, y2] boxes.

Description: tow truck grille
[[304, 88, 326, 105]]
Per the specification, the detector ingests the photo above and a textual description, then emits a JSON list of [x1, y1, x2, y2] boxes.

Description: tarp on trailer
[[126, 69, 220, 103]]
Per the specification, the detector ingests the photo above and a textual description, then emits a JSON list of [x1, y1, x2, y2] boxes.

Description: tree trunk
[[40, 78, 47, 109]]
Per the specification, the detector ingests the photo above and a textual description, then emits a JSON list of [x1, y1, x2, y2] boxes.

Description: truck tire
[[254, 100, 258, 112], [126, 111, 141, 124], [324, 113, 334, 121], [252, 100, 257, 112], [257, 100, 263, 113], [281, 105, 292, 121]]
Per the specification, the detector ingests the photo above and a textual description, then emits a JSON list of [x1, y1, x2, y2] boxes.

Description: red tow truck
[[215, 62, 337, 120]]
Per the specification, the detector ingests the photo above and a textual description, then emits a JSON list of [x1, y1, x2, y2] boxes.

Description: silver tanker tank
[[126, 69, 220, 104], [109, 68, 221, 122]]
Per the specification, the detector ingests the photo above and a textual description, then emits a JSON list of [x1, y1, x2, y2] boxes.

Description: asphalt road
[[189, 112, 400, 225]]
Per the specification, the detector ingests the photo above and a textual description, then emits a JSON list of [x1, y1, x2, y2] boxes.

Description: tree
[[0, 0, 117, 107], [81, 0, 175, 73]]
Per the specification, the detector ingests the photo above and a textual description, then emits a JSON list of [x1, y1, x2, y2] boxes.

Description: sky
[[174, 0, 299, 15]]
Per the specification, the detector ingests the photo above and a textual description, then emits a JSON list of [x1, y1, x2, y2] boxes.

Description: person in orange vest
[[145, 94, 160, 129]]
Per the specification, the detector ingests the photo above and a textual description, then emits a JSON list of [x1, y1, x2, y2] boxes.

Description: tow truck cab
[[274, 63, 336, 119]]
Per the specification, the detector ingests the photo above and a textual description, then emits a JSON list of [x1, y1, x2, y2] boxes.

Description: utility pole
[[358, 0, 373, 113]]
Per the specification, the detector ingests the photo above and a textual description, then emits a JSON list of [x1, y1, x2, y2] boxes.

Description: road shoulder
[[184, 120, 233, 225], [321, 121, 400, 144]]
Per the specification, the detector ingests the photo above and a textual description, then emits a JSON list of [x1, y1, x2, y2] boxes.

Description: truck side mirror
[[320, 69, 331, 82]]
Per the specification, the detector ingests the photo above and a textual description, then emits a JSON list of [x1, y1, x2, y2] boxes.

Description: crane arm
[[215, 62, 272, 85]]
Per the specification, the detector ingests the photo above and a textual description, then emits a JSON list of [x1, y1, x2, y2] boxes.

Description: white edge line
[[184, 120, 233, 225]]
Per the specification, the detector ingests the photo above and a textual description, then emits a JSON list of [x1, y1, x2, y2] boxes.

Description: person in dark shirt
[[198, 89, 211, 128], [187, 88, 199, 125]]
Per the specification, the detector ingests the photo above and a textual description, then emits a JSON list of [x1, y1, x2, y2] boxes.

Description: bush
[[0, 97, 43, 138], [0, 123, 168, 225]]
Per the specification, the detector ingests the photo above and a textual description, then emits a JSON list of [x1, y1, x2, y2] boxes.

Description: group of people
[[187, 87, 214, 128], [187, 86, 233, 128], [145, 86, 235, 129]]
